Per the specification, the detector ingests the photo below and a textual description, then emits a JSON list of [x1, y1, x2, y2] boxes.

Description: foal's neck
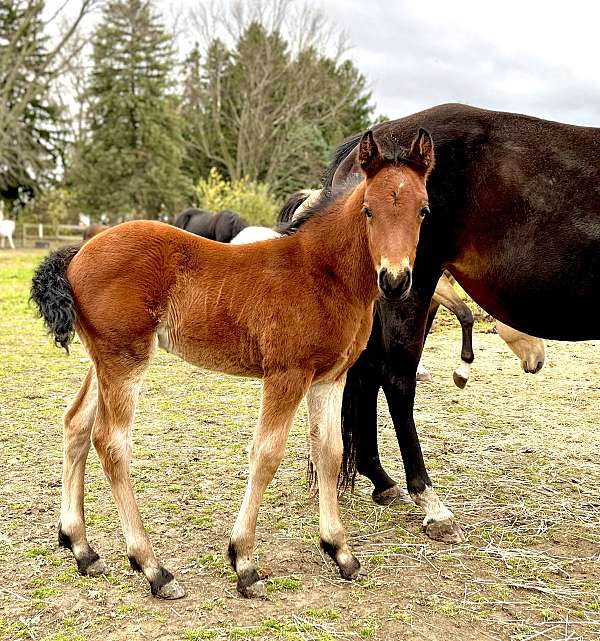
[[299, 185, 378, 306]]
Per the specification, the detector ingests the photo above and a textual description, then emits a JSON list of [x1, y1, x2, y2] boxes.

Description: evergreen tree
[[0, 0, 64, 208], [71, 0, 190, 220], [182, 20, 373, 195]]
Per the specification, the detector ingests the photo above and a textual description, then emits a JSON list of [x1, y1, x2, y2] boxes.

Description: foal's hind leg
[[229, 370, 311, 598], [59, 365, 107, 576], [307, 376, 361, 580], [92, 358, 184, 599]]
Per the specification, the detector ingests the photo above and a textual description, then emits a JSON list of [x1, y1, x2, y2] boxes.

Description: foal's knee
[[249, 438, 284, 478], [92, 426, 131, 471]]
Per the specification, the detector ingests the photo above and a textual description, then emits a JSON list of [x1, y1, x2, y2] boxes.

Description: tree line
[[0, 0, 376, 224]]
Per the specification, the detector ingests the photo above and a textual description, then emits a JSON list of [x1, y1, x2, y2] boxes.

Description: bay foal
[[31, 129, 434, 599]]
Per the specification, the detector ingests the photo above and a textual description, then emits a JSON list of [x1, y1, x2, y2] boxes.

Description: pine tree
[[181, 19, 373, 195], [71, 0, 190, 220], [0, 0, 64, 207]]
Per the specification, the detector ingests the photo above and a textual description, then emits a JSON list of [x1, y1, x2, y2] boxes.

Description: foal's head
[[358, 128, 434, 299]]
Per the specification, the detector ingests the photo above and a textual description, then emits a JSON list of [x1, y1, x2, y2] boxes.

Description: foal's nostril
[[377, 267, 388, 291], [378, 266, 412, 299]]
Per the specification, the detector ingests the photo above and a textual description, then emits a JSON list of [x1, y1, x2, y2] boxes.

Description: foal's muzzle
[[378, 266, 412, 300]]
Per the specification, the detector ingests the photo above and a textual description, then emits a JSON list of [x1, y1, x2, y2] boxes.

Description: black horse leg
[[381, 376, 464, 542], [342, 350, 410, 505], [416, 302, 440, 382], [379, 294, 466, 544], [341, 310, 413, 505]]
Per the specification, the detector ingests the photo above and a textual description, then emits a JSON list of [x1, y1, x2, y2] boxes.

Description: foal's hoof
[[424, 518, 466, 544], [339, 555, 362, 581], [416, 371, 434, 383], [452, 371, 468, 389], [84, 557, 109, 577], [155, 577, 186, 600], [238, 579, 267, 599], [372, 485, 411, 506]]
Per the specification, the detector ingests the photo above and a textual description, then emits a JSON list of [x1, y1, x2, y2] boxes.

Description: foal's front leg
[[307, 376, 361, 580], [228, 370, 312, 598]]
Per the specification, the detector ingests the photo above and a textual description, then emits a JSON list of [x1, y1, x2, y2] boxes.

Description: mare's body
[[328, 104, 599, 537]]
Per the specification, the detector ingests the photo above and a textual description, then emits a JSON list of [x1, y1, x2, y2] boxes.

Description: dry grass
[[0, 249, 598, 641]]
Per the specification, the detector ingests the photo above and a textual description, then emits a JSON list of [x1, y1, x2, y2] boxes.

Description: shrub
[[194, 168, 280, 227]]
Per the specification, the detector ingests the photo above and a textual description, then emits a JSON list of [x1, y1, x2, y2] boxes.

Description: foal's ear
[[358, 130, 382, 177], [408, 128, 435, 177]]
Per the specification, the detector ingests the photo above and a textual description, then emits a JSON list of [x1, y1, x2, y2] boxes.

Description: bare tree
[[183, 0, 371, 194], [0, 0, 99, 200]]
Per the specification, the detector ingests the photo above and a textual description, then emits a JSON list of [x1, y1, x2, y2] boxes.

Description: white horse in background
[[0, 206, 16, 249], [230, 226, 280, 244], [230, 190, 321, 245]]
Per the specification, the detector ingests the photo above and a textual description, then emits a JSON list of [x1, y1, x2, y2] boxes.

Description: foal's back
[[68, 220, 371, 379]]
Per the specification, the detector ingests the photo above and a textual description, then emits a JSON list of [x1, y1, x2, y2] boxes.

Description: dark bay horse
[[174, 207, 249, 242], [31, 129, 434, 599], [324, 103, 599, 542]]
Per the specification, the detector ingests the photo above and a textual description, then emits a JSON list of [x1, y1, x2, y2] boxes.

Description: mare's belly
[[448, 256, 600, 341]]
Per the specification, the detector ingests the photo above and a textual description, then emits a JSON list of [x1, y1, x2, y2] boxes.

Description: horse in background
[[420, 273, 546, 386], [83, 224, 108, 240], [174, 208, 249, 242], [0, 206, 16, 249]]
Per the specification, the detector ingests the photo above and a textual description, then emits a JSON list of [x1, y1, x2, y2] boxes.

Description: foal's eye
[[420, 205, 430, 218], [363, 206, 373, 218]]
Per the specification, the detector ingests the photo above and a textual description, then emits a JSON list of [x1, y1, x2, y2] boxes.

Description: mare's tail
[[30, 246, 80, 353]]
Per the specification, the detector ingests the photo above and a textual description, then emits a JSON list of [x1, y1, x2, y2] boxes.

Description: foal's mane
[[322, 132, 362, 190]]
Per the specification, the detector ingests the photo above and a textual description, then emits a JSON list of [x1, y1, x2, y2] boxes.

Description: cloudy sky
[[52, 0, 600, 127], [318, 0, 600, 126]]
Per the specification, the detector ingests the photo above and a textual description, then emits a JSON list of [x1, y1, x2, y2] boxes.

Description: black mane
[[276, 190, 313, 224]]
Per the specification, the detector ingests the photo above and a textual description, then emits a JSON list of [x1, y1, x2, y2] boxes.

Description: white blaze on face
[[379, 255, 411, 277]]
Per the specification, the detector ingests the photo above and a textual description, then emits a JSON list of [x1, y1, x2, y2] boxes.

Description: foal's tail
[[30, 245, 80, 353]]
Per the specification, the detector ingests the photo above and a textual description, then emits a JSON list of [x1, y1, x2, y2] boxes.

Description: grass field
[[0, 249, 599, 641]]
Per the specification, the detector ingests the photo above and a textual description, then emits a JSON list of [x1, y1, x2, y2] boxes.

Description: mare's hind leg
[[307, 377, 360, 580], [59, 365, 107, 576], [229, 370, 311, 598], [92, 355, 185, 599]]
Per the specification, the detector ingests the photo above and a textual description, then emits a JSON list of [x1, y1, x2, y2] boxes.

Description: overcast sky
[[314, 0, 600, 126], [52, 0, 600, 127]]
